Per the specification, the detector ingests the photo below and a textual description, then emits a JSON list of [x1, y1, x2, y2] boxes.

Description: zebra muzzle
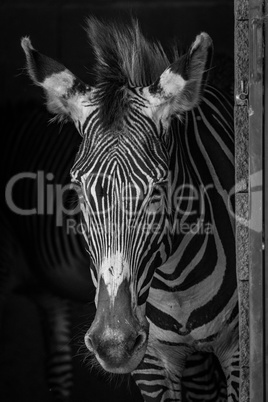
[[84, 279, 149, 373]]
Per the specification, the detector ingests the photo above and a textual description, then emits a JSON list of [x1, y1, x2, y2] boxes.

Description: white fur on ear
[[158, 69, 186, 98], [43, 71, 75, 97], [141, 32, 213, 120], [21, 36, 94, 124]]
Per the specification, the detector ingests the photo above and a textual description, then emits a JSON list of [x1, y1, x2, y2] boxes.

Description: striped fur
[[182, 353, 227, 402]]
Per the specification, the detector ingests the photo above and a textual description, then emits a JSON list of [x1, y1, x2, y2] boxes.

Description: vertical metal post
[[235, 0, 266, 400], [248, 0, 264, 401], [264, 1, 268, 400]]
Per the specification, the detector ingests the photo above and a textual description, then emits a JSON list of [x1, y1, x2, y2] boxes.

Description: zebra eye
[[147, 194, 162, 214], [146, 180, 167, 214], [69, 182, 84, 207]]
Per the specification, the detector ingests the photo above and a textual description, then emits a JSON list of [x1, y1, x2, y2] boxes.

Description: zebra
[[1, 103, 227, 401], [21, 17, 239, 402]]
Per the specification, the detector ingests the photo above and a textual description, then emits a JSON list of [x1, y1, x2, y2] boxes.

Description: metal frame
[[264, 1, 268, 399], [235, 0, 267, 400], [248, 0, 265, 400]]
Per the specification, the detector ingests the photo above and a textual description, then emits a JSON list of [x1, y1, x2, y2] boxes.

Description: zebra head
[[21, 19, 212, 374]]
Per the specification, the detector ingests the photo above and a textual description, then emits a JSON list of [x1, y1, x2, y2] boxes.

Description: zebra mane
[[86, 17, 176, 127]]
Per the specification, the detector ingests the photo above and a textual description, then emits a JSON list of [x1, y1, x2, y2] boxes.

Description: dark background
[[0, 1, 234, 401]]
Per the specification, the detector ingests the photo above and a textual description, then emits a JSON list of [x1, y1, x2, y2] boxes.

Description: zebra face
[[70, 115, 171, 373], [22, 21, 212, 373]]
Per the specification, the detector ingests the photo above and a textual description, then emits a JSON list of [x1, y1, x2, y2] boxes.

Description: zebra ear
[[21, 37, 92, 122], [142, 33, 213, 117]]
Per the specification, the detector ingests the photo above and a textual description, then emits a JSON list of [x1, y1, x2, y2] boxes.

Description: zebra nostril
[[133, 330, 147, 351]]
